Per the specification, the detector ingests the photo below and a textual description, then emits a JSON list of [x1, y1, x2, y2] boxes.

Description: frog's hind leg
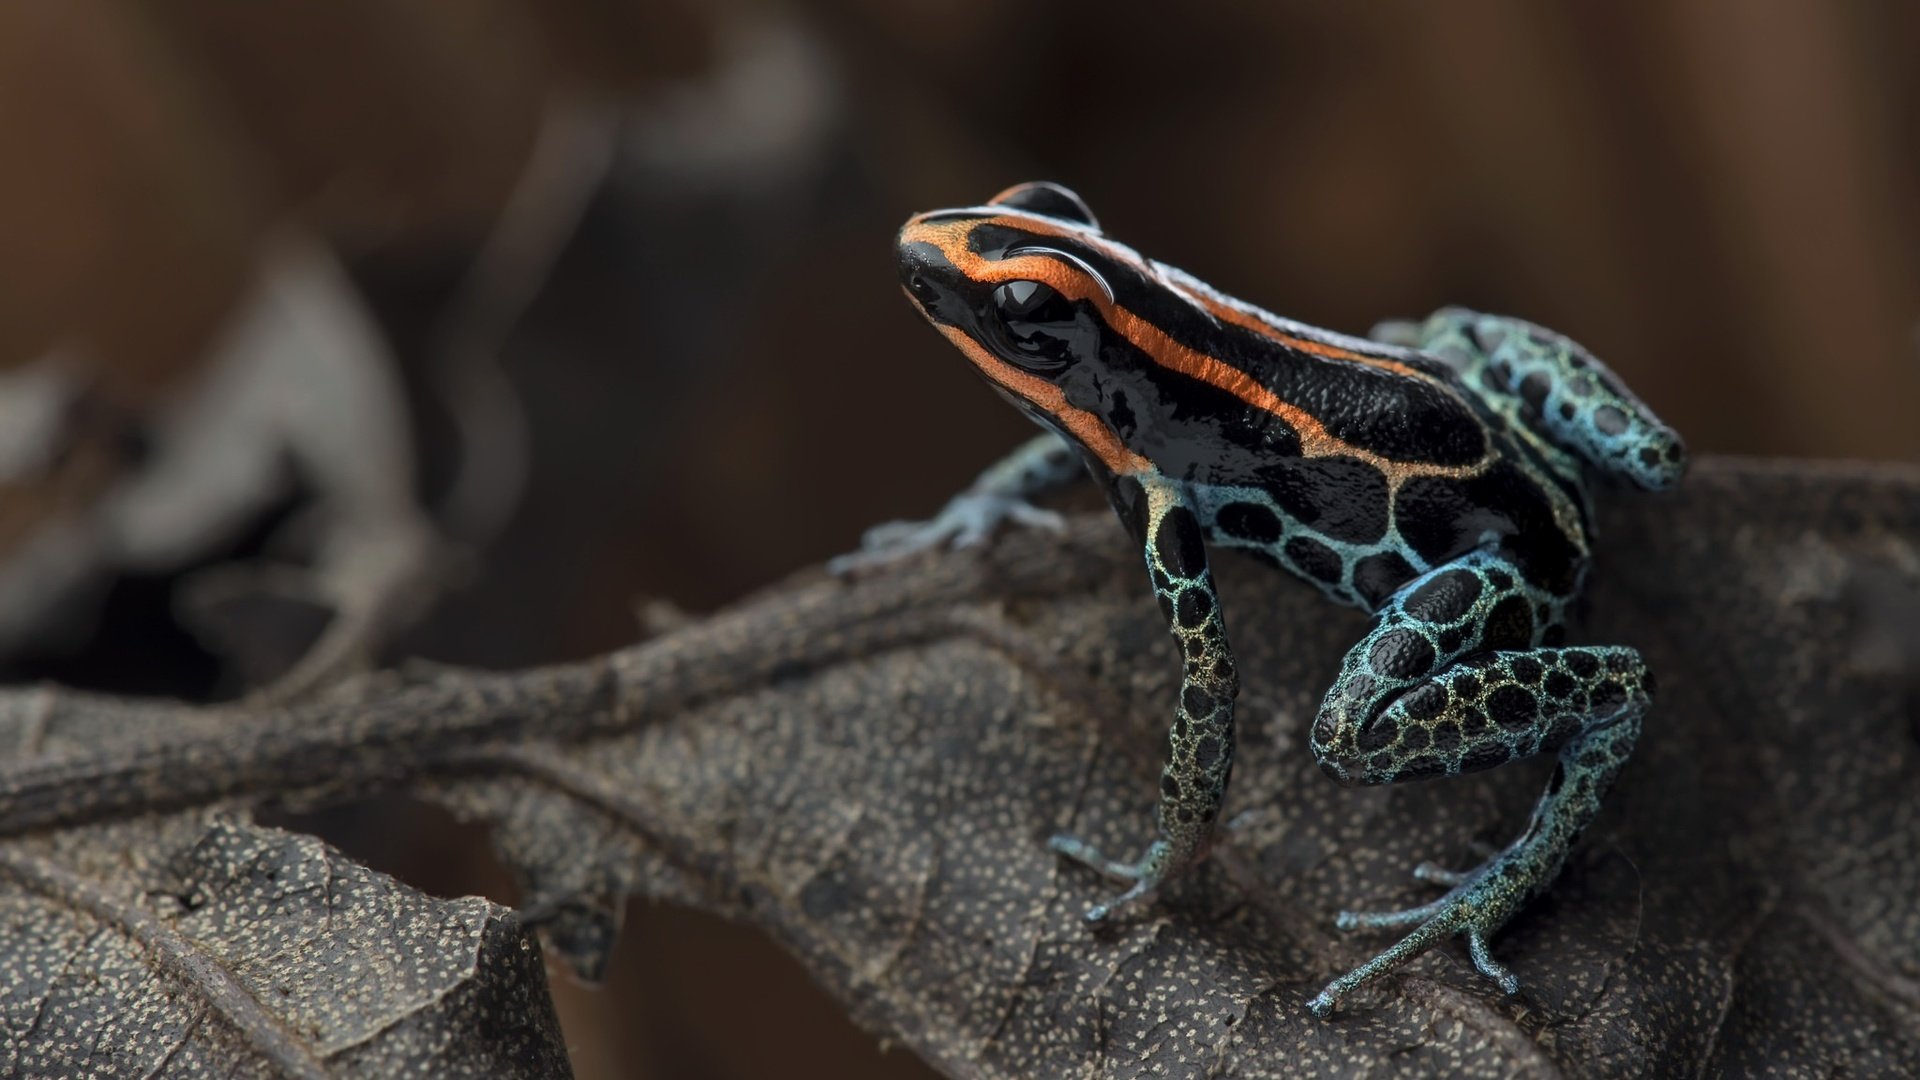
[[1303, 550, 1652, 1016], [1387, 308, 1687, 492]]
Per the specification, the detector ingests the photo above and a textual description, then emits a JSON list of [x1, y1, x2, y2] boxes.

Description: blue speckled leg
[[1303, 550, 1652, 1015], [829, 433, 1082, 574], [1051, 473, 1239, 921], [1377, 308, 1687, 492]]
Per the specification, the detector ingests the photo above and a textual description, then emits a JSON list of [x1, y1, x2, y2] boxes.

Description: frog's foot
[[1307, 851, 1531, 1017], [828, 491, 1064, 575], [1047, 834, 1181, 924]]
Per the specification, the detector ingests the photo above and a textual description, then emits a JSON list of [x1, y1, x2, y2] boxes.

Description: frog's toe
[[827, 514, 962, 575], [950, 493, 1061, 548], [950, 515, 995, 549], [859, 517, 941, 549], [1336, 856, 1485, 926], [1003, 501, 1067, 532], [831, 493, 1060, 574], [1412, 861, 1470, 887], [1049, 833, 1172, 923], [1334, 896, 1448, 932], [1468, 928, 1522, 995], [825, 538, 911, 575], [1313, 856, 1527, 1014]]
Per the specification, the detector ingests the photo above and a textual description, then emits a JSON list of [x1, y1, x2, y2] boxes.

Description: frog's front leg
[[1303, 550, 1651, 1016], [1050, 473, 1239, 921], [828, 433, 1081, 574]]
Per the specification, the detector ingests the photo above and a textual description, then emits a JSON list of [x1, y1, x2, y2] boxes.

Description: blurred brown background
[[0, 2, 1915, 1077]]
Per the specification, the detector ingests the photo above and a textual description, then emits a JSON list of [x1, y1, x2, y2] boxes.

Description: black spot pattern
[[1484, 596, 1535, 651], [1156, 506, 1207, 578], [1284, 535, 1343, 584], [1357, 716, 1397, 752], [1353, 552, 1417, 608], [1216, 501, 1282, 544], [1404, 569, 1483, 624], [1260, 458, 1392, 545], [1488, 685, 1538, 730], [1368, 629, 1437, 680], [1519, 371, 1551, 411], [1401, 684, 1448, 721], [1175, 587, 1213, 628]]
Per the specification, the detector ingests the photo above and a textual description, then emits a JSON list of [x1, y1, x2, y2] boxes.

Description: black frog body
[[845, 181, 1685, 1015]]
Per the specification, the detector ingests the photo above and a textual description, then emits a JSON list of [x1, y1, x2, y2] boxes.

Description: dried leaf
[[0, 458, 1914, 1077], [0, 808, 568, 1077]]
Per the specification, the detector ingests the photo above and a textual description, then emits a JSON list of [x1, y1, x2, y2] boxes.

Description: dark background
[[1, 3, 1915, 1077]]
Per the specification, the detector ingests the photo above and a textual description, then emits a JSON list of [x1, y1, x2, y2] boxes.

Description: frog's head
[[896, 182, 1153, 475]]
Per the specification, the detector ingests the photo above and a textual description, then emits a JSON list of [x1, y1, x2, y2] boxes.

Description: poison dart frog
[[832, 182, 1685, 1016]]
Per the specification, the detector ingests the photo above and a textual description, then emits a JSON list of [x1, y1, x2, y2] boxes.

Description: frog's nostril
[[907, 272, 938, 305]]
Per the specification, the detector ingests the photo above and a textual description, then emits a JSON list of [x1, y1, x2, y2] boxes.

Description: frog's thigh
[[1308, 550, 1646, 787]]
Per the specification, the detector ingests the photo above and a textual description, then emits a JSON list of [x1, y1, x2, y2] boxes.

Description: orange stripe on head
[[911, 215, 1421, 365], [911, 211, 1443, 383]]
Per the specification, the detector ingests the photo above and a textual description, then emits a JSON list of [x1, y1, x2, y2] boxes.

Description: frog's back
[[1189, 443, 1589, 616], [1126, 261, 1496, 478], [1131, 272, 1589, 611]]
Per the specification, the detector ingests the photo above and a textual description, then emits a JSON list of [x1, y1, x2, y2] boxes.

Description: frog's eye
[[991, 280, 1084, 371], [988, 181, 1100, 231]]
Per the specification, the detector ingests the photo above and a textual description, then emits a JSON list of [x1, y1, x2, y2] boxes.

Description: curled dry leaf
[[0, 458, 1913, 1076], [0, 809, 568, 1078]]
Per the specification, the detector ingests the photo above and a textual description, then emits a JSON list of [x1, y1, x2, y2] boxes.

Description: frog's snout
[[896, 238, 969, 326], [903, 268, 939, 308], [897, 253, 946, 316]]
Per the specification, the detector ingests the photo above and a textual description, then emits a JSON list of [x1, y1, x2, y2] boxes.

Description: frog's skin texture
[[844, 181, 1685, 1016]]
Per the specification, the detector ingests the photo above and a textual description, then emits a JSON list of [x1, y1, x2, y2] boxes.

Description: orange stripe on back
[[1192, 297, 1432, 380]]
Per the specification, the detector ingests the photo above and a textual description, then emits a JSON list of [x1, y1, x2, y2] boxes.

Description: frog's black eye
[[988, 182, 1100, 231], [991, 280, 1085, 371], [993, 279, 1064, 319]]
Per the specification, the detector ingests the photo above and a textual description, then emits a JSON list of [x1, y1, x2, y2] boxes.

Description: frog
[[832, 181, 1686, 1016]]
